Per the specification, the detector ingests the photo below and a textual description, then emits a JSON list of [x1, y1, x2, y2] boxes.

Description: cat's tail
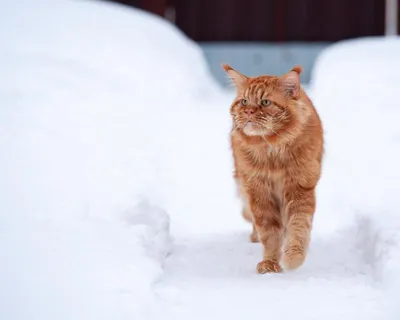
[[281, 213, 313, 270]]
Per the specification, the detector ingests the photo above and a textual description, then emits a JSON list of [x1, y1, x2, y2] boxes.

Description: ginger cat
[[223, 64, 323, 273]]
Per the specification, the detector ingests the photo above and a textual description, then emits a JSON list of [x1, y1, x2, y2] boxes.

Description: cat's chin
[[243, 122, 269, 137]]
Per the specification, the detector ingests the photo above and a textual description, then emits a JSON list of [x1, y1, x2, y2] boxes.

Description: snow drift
[[0, 0, 221, 319], [311, 37, 400, 319]]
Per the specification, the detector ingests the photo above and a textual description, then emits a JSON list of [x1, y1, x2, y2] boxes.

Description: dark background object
[[110, 0, 386, 42]]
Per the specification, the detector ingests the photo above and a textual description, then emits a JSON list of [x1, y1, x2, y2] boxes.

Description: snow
[[0, 0, 214, 318], [1, 0, 399, 318], [310, 37, 400, 319]]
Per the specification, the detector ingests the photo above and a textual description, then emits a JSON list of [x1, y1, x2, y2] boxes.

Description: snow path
[[146, 210, 384, 320], [152, 221, 384, 319]]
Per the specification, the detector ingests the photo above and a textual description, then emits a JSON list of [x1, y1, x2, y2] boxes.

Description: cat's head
[[222, 64, 304, 138]]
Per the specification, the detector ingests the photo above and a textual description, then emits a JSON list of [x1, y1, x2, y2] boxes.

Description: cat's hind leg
[[242, 207, 259, 243], [250, 223, 259, 243]]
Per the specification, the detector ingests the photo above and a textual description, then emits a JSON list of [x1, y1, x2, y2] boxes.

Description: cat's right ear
[[222, 64, 248, 91]]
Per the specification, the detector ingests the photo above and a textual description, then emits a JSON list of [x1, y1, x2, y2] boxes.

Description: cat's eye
[[241, 99, 248, 106], [261, 99, 272, 107]]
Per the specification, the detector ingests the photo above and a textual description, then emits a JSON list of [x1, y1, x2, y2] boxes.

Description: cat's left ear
[[280, 65, 302, 99], [222, 64, 248, 91]]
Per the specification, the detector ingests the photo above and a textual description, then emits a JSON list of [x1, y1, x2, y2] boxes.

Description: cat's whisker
[[260, 134, 268, 142], [269, 127, 279, 136]]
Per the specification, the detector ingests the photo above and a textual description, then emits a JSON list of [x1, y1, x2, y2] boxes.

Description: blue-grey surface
[[200, 42, 329, 86]]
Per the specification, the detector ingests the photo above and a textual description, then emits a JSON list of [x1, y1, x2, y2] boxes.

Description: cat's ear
[[280, 65, 302, 99], [222, 64, 248, 91]]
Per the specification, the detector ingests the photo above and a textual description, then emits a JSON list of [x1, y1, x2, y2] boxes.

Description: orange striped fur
[[223, 64, 324, 273]]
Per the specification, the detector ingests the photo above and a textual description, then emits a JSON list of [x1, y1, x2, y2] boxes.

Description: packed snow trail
[[151, 229, 383, 320], [156, 205, 400, 320]]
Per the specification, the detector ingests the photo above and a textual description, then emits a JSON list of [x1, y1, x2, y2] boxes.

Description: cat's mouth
[[244, 120, 257, 128], [243, 121, 265, 136], [242, 120, 276, 137]]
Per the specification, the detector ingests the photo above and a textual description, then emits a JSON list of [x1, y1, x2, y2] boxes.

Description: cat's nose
[[244, 107, 256, 116]]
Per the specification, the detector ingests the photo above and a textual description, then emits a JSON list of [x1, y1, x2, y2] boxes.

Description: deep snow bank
[[310, 37, 400, 228], [0, 0, 220, 102], [1, 200, 171, 320], [310, 37, 400, 318], [0, 0, 221, 318], [0, 0, 223, 223]]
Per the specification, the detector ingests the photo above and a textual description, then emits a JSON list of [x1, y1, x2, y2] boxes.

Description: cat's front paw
[[256, 260, 282, 274]]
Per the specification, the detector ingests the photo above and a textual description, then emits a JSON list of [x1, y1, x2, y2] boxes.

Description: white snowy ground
[[1, 0, 399, 319]]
